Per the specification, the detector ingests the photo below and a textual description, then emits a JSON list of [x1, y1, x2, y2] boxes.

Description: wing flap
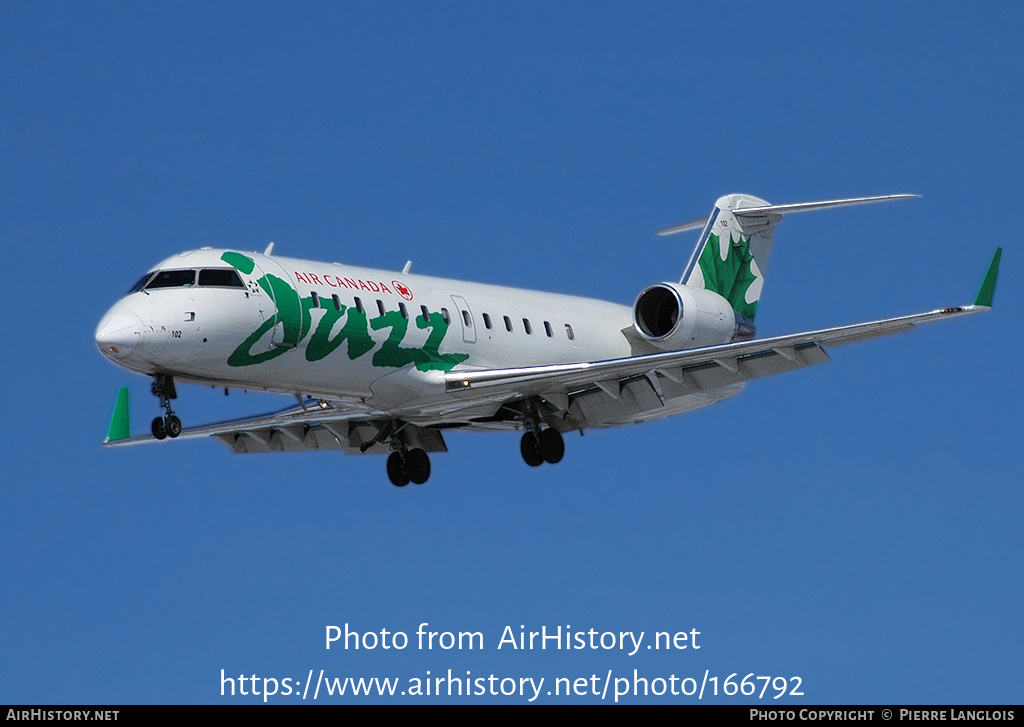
[[215, 425, 350, 453], [617, 342, 830, 396]]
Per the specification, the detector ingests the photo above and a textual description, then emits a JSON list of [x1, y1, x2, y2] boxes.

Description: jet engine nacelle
[[632, 282, 755, 350]]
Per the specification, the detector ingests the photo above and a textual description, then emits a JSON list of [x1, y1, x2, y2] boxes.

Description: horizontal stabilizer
[[657, 194, 916, 236], [655, 217, 712, 236], [732, 194, 917, 218]]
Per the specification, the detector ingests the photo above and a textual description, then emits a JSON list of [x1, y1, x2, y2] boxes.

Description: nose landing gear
[[150, 374, 182, 440]]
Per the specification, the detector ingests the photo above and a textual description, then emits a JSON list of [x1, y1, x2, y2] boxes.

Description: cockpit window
[[198, 269, 245, 288], [127, 273, 155, 295], [145, 269, 196, 289]]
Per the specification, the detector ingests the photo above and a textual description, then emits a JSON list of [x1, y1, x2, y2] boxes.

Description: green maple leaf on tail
[[697, 233, 759, 321]]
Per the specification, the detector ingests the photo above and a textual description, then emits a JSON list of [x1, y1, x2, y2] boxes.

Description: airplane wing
[[102, 396, 413, 454], [444, 304, 988, 399], [443, 248, 1000, 417]]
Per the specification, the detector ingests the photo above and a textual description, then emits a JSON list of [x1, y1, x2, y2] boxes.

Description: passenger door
[[450, 295, 476, 344], [251, 256, 303, 349]]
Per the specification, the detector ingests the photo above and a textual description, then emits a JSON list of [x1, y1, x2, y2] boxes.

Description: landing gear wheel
[[387, 452, 410, 487], [406, 448, 431, 485], [150, 375, 179, 441], [539, 428, 564, 464], [165, 415, 182, 438], [521, 432, 544, 467], [151, 417, 167, 440]]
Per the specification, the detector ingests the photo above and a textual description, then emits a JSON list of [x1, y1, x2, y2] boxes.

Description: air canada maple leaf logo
[[393, 281, 413, 300]]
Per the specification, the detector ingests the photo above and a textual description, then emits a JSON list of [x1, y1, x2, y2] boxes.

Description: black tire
[[165, 415, 182, 438], [407, 448, 431, 485], [151, 417, 167, 440], [539, 427, 564, 464], [387, 452, 410, 487], [520, 432, 544, 467]]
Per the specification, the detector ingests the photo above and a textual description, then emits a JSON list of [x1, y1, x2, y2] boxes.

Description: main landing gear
[[386, 447, 431, 487], [519, 401, 565, 467], [521, 428, 564, 466], [365, 421, 432, 487], [150, 373, 181, 440]]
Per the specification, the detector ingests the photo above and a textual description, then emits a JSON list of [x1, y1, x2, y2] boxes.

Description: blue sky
[[2, 1, 1020, 704]]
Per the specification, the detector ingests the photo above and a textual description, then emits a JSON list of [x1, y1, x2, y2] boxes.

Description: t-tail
[[658, 193, 918, 326]]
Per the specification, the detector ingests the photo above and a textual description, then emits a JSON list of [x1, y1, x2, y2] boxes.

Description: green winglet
[[105, 387, 130, 442], [974, 248, 1002, 307]]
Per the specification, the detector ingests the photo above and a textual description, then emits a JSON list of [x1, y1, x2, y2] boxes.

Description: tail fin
[[677, 194, 776, 323], [660, 193, 916, 323]]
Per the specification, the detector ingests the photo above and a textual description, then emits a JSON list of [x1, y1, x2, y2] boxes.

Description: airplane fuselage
[[97, 247, 707, 427]]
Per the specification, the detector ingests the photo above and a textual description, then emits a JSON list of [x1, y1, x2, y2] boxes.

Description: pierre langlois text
[[326, 623, 700, 656]]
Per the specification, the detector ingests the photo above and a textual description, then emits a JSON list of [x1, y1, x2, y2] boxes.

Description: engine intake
[[633, 283, 754, 350]]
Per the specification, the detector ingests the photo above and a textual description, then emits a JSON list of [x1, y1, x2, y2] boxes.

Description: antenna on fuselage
[[402, 261, 412, 274], [264, 242, 275, 256]]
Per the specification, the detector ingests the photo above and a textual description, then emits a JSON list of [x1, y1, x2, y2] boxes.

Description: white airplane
[[96, 193, 1001, 486]]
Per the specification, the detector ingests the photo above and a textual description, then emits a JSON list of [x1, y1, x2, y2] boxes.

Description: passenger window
[[310, 291, 321, 308], [198, 269, 245, 288], [482, 313, 492, 329], [523, 318, 533, 335], [462, 310, 472, 327], [354, 297, 364, 314], [376, 300, 385, 316], [332, 294, 342, 311], [399, 303, 408, 320], [565, 324, 575, 341], [544, 321, 553, 337], [441, 308, 451, 324], [504, 316, 513, 332], [421, 305, 429, 320], [146, 269, 196, 289]]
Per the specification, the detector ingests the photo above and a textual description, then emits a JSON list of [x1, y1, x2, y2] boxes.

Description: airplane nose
[[96, 312, 141, 357]]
